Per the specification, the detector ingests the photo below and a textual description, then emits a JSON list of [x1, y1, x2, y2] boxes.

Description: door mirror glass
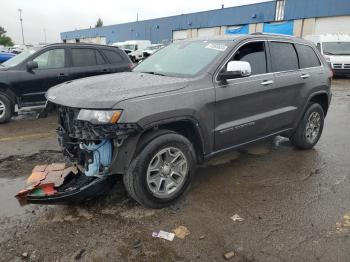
[[219, 61, 251, 80], [26, 61, 38, 71]]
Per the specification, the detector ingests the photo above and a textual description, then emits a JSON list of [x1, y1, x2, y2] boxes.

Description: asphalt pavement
[[0, 79, 349, 261]]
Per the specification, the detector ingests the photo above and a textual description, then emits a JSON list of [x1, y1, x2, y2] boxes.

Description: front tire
[[123, 131, 196, 208], [0, 93, 13, 123], [290, 103, 324, 149]]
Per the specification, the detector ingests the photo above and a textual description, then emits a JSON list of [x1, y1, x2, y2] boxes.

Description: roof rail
[[250, 32, 296, 37]]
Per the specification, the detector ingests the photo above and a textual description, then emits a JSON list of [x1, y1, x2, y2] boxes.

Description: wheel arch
[[309, 92, 329, 116], [109, 117, 207, 175], [139, 118, 206, 163], [0, 83, 17, 107]]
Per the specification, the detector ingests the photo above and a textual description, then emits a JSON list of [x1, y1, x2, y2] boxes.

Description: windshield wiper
[[140, 71, 166, 76]]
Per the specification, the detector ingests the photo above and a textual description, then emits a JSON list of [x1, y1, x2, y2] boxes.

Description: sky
[[0, 0, 270, 45]]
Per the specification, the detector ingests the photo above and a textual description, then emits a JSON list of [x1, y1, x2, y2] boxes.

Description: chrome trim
[[261, 80, 274, 85], [301, 74, 310, 79]]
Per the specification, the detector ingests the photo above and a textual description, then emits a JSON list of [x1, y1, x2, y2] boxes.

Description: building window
[[275, 0, 286, 21]]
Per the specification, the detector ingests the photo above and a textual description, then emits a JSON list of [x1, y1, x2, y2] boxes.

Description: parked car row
[[0, 43, 133, 123], [112, 40, 164, 62], [0, 51, 15, 63], [30, 34, 332, 207]]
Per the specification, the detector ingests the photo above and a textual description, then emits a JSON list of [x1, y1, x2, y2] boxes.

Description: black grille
[[58, 106, 79, 135]]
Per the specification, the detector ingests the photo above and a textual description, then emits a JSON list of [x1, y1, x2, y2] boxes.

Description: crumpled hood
[[47, 72, 189, 109]]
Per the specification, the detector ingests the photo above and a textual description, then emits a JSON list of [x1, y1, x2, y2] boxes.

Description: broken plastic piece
[[152, 230, 175, 241], [173, 226, 190, 239], [16, 163, 76, 198], [31, 184, 57, 197], [231, 214, 244, 222], [223, 251, 235, 260]]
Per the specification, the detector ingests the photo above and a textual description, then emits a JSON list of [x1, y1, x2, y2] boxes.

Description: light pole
[[18, 9, 25, 45]]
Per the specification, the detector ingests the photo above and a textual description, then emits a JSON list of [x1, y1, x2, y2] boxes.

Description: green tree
[[95, 18, 103, 28], [0, 26, 6, 36], [0, 26, 14, 46]]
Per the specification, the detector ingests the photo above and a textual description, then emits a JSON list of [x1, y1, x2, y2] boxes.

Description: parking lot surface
[[0, 79, 350, 261]]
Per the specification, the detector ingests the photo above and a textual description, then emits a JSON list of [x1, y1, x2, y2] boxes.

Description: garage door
[[173, 30, 187, 41], [198, 27, 218, 37], [315, 16, 350, 35]]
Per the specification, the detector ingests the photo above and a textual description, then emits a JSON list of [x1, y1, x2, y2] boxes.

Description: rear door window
[[71, 48, 101, 67], [270, 42, 299, 72], [96, 50, 107, 65], [295, 44, 321, 68], [102, 49, 124, 64]]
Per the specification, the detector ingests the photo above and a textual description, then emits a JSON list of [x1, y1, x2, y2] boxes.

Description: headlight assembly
[[77, 109, 122, 124]]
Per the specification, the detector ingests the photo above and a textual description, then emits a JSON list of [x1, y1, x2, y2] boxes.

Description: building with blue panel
[[61, 0, 350, 45]]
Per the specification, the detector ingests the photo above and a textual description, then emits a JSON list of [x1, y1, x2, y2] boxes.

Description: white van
[[115, 40, 151, 62], [305, 34, 350, 77]]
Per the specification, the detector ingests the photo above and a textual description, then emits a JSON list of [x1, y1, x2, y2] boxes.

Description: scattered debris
[[173, 225, 190, 239], [133, 240, 143, 249], [152, 230, 175, 241], [74, 248, 86, 260], [21, 252, 29, 259], [132, 240, 143, 256], [199, 235, 205, 240], [223, 251, 235, 260], [336, 213, 350, 234], [231, 214, 244, 222]]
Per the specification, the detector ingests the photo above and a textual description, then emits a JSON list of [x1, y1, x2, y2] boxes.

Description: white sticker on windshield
[[205, 43, 227, 52]]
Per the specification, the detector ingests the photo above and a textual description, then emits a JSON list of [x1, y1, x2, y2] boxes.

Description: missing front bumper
[[16, 164, 116, 205]]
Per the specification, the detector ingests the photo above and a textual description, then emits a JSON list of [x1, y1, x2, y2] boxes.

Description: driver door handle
[[57, 73, 68, 78], [261, 80, 274, 86], [301, 73, 310, 79]]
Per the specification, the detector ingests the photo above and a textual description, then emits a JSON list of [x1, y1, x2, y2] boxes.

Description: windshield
[[122, 44, 136, 51], [2, 48, 40, 67], [322, 42, 350, 55], [134, 41, 228, 77]]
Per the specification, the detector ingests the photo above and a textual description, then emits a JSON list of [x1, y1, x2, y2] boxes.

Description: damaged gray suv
[[45, 34, 332, 208]]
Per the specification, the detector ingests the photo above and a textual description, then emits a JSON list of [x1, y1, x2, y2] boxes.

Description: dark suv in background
[[0, 43, 132, 123], [36, 34, 332, 208]]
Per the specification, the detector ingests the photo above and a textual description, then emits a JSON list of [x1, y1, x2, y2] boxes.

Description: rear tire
[[0, 93, 13, 123], [290, 103, 324, 150], [123, 131, 196, 208]]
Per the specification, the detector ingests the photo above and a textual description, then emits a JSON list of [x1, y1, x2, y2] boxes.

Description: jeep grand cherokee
[[45, 34, 332, 208]]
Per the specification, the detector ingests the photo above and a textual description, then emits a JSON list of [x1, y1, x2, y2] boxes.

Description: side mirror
[[26, 61, 38, 71], [219, 61, 251, 81]]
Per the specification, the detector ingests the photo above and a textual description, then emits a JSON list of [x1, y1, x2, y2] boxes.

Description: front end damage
[[17, 106, 142, 204]]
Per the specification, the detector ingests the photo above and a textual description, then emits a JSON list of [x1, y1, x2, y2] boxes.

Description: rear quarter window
[[102, 49, 124, 64], [295, 44, 321, 68], [270, 42, 299, 72]]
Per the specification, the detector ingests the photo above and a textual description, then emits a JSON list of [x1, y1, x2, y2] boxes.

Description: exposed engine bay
[[57, 106, 140, 176], [16, 106, 141, 204]]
